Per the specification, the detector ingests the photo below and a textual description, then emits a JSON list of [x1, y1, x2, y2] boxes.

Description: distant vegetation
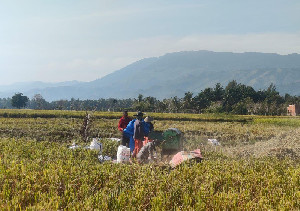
[[1, 51, 300, 101], [1, 81, 299, 115], [11, 93, 29, 109]]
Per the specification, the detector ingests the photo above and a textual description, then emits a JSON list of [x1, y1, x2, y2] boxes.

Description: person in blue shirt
[[143, 116, 154, 145], [123, 111, 150, 157]]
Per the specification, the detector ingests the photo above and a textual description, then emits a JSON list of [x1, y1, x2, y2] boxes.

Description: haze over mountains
[[1, 51, 300, 101]]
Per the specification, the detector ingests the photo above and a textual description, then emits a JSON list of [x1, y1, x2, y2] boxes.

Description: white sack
[[90, 138, 102, 151], [117, 145, 131, 163], [208, 139, 221, 146]]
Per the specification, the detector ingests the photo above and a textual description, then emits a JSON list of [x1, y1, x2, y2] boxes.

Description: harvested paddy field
[[0, 110, 299, 209]]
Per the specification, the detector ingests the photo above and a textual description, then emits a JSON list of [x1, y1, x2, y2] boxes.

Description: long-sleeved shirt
[[137, 141, 156, 163], [134, 120, 145, 140], [124, 119, 150, 152], [118, 116, 132, 131]]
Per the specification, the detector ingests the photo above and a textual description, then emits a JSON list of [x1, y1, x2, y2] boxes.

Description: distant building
[[287, 104, 300, 116]]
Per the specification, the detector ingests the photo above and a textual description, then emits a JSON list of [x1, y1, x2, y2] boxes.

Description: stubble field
[[0, 109, 299, 210]]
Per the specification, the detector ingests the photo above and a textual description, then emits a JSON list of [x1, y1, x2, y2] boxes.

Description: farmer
[[123, 111, 150, 158], [144, 116, 154, 132], [143, 116, 154, 145], [137, 140, 158, 164], [118, 110, 132, 147]]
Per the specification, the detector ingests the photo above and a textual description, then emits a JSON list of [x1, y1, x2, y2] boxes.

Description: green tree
[[194, 91, 211, 113], [11, 93, 29, 109], [223, 81, 256, 112], [213, 83, 224, 101], [0, 98, 12, 109], [108, 98, 118, 111], [168, 96, 181, 113], [155, 100, 167, 113], [264, 84, 284, 115], [223, 80, 240, 112], [232, 97, 254, 115], [133, 94, 146, 111], [31, 94, 48, 110], [182, 92, 194, 112], [70, 98, 83, 110], [144, 96, 156, 112], [55, 100, 67, 110]]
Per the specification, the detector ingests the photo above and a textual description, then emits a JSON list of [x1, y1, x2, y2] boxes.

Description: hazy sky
[[0, 0, 299, 85]]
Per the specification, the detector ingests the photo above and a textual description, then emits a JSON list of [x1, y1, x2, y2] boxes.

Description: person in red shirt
[[118, 110, 132, 147]]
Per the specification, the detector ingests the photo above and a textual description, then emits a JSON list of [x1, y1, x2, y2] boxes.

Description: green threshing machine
[[148, 128, 183, 159]]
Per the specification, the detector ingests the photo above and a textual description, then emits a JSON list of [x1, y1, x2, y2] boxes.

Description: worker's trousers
[[132, 139, 143, 158]]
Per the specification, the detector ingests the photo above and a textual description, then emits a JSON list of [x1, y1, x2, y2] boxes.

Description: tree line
[[1, 81, 299, 115]]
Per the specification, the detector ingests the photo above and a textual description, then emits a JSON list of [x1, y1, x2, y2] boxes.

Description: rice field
[[0, 110, 299, 209]]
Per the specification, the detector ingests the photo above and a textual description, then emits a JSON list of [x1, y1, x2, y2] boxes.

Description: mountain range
[[1, 51, 300, 101]]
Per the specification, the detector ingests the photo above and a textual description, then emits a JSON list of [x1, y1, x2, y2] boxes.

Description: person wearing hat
[[123, 111, 150, 158], [143, 116, 154, 145], [144, 116, 154, 132]]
